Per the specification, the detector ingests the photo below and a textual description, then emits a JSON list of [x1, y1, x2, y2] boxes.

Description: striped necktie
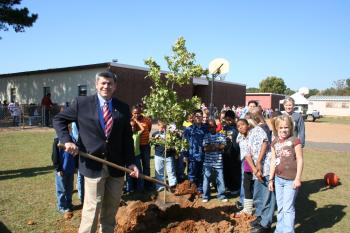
[[103, 101, 113, 137]]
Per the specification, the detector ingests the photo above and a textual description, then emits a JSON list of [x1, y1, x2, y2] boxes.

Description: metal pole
[[209, 63, 223, 120], [42, 106, 44, 127], [163, 128, 167, 203], [210, 74, 214, 119]]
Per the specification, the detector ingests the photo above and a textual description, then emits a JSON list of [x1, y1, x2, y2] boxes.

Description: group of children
[[147, 98, 304, 233], [52, 98, 304, 232], [235, 99, 304, 233]]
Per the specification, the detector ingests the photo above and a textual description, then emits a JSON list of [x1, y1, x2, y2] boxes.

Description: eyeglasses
[[194, 115, 203, 118]]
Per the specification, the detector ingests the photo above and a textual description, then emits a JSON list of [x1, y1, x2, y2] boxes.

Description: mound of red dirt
[[173, 180, 199, 196], [59, 181, 255, 233], [116, 182, 255, 233]]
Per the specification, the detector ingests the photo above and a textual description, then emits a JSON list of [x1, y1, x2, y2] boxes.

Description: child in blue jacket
[[183, 109, 208, 193], [52, 130, 77, 215]]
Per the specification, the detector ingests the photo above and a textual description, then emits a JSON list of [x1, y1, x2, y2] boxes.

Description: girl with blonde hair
[[268, 115, 304, 233]]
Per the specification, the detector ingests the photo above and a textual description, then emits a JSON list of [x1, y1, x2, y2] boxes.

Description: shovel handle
[[57, 143, 169, 188]]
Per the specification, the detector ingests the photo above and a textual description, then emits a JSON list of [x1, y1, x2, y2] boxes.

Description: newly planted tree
[[143, 37, 208, 152]]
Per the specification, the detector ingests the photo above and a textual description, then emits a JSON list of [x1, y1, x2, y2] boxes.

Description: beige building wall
[[309, 101, 350, 116], [0, 68, 104, 105]]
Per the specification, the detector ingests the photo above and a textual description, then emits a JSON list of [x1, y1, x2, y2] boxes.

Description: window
[[10, 88, 16, 102], [326, 102, 335, 108], [43, 87, 50, 97], [325, 101, 349, 108], [78, 85, 87, 96], [341, 102, 349, 109]]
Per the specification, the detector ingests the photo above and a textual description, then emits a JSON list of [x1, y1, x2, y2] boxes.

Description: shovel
[[57, 143, 169, 189]]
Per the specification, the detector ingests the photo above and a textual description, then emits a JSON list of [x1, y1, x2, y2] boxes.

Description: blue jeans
[[154, 155, 177, 189], [126, 155, 143, 192], [253, 176, 276, 228], [187, 160, 203, 193], [12, 116, 20, 126], [44, 107, 50, 126], [140, 144, 152, 190], [175, 152, 186, 182], [239, 161, 245, 203], [55, 171, 74, 213], [202, 166, 226, 200], [274, 176, 298, 233], [77, 170, 85, 204]]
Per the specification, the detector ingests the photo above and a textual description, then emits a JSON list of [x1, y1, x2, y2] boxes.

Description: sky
[[1, 0, 349, 91]]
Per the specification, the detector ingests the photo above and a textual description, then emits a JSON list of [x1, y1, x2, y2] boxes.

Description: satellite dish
[[209, 58, 230, 75], [298, 87, 309, 95]]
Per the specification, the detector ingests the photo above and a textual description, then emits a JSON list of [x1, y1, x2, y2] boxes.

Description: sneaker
[[235, 200, 243, 210], [221, 198, 228, 203], [169, 185, 177, 193], [202, 199, 209, 203], [250, 216, 262, 228], [250, 224, 271, 233], [233, 210, 252, 218]]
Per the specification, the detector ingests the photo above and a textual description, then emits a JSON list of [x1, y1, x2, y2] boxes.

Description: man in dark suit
[[53, 71, 139, 233]]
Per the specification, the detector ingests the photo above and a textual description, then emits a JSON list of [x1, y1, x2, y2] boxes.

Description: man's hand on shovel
[[128, 164, 139, 178], [64, 142, 79, 156]]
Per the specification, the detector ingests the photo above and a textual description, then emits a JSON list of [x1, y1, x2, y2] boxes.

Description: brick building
[[246, 92, 286, 110], [0, 62, 246, 109]]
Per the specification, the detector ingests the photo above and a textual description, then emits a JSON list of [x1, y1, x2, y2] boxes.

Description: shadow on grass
[[0, 221, 12, 233], [0, 165, 53, 180], [295, 179, 346, 233]]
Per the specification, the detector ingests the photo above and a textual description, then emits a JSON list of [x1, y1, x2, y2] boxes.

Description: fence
[[0, 104, 61, 128]]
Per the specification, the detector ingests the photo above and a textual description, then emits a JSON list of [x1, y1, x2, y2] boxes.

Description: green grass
[[317, 116, 350, 125], [0, 129, 62, 233], [295, 148, 350, 233], [0, 130, 349, 232]]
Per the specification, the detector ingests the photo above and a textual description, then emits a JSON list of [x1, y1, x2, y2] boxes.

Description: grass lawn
[[317, 116, 350, 125], [0, 129, 349, 233]]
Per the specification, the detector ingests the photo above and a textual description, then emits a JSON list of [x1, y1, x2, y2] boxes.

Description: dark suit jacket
[[53, 95, 134, 178]]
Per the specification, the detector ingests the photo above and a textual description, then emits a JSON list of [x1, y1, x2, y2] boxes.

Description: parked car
[[293, 105, 321, 122]]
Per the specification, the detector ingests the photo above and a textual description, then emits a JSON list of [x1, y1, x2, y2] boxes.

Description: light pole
[[209, 64, 223, 119], [208, 58, 230, 119]]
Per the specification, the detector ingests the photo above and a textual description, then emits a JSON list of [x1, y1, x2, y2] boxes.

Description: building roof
[[308, 96, 350, 102], [0, 62, 110, 78], [0, 62, 245, 87], [246, 92, 286, 96]]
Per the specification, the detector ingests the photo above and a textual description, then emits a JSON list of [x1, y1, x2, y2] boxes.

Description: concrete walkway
[[305, 141, 350, 152]]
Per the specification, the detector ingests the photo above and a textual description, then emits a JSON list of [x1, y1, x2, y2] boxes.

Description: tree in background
[[284, 87, 295, 96], [246, 87, 260, 93], [304, 88, 320, 98], [320, 79, 350, 96], [0, 0, 38, 39], [143, 37, 208, 151], [259, 76, 287, 94]]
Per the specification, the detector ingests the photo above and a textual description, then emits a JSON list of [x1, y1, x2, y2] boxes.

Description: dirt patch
[[173, 180, 199, 196], [115, 182, 254, 233], [60, 182, 252, 233], [305, 122, 350, 143]]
